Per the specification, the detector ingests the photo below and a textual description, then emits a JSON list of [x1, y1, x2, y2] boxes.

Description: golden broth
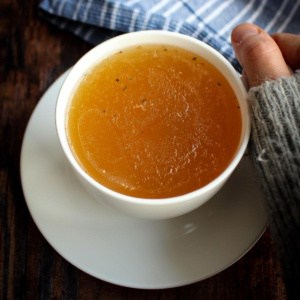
[[67, 45, 242, 198]]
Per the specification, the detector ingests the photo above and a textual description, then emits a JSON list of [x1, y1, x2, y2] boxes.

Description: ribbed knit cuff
[[248, 71, 300, 298]]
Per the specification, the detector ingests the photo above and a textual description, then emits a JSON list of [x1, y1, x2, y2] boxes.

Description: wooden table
[[0, 1, 287, 299]]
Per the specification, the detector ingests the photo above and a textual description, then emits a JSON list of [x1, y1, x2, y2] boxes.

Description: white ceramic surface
[[20, 72, 267, 289], [56, 31, 250, 219]]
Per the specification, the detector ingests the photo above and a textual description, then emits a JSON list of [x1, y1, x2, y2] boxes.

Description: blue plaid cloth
[[40, 0, 300, 71]]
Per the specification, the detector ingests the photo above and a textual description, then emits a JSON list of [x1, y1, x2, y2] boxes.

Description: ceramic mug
[[56, 30, 250, 220]]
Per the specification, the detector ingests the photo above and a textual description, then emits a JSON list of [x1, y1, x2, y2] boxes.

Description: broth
[[67, 45, 242, 198]]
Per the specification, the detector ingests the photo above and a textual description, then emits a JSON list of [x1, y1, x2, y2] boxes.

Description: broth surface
[[67, 45, 242, 198]]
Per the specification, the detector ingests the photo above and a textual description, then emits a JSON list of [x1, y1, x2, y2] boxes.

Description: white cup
[[56, 30, 250, 220]]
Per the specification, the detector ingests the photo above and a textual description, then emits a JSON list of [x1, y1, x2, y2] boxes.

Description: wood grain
[[0, 0, 287, 299]]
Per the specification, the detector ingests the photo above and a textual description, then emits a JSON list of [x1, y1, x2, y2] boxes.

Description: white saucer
[[20, 71, 267, 289]]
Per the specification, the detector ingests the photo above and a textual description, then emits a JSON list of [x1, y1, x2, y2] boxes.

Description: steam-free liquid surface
[[67, 45, 242, 198]]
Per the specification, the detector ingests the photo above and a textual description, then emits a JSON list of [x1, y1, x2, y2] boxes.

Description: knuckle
[[242, 38, 277, 61]]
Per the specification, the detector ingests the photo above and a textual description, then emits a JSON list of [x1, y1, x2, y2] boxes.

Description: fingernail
[[232, 25, 260, 44]]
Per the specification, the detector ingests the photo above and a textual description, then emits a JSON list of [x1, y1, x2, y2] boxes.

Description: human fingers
[[231, 23, 292, 87], [272, 33, 300, 70]]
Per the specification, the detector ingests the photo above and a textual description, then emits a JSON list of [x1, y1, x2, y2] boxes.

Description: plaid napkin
[[40, 0, 300, 71]]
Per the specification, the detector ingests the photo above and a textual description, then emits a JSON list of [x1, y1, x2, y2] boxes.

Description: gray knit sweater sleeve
[[248, 71, 300, 298]]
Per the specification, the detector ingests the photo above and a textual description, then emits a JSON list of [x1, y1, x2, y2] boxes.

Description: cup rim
[[56, 30, 250, 206]]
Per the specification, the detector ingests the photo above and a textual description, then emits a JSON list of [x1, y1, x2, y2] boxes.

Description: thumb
[[231, 23, 291, 87]]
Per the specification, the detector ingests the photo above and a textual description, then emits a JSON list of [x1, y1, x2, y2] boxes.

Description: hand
[[231, 23, 300, 88]]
